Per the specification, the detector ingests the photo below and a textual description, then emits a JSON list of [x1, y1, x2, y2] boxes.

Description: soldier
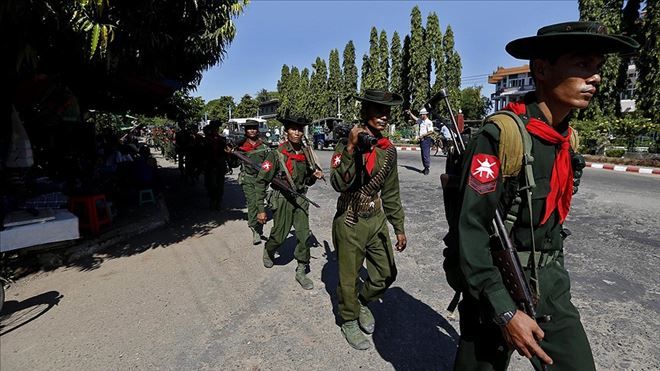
[[202, 120, 229, 210], [330, 89, 407, 350], [447, 22, 638, 370], [255, 117, 324, 290], [233, 119, 270, 245]]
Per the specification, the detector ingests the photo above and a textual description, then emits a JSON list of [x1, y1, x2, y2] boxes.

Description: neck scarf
[[280, 143, 306, 176], [365, 137, 393, 175], [239, 139, 262, 152], [505, 102, 573, 224]]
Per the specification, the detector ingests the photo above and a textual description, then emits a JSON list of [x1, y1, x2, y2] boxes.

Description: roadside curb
[[586, 162, 660, 175], [395, 146, 420, 151]]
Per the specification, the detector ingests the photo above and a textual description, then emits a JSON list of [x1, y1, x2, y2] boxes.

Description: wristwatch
[[493, 310, 516, 326]]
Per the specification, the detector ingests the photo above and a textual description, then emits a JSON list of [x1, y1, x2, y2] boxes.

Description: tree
[[409, 6, 430, 110], [366, 27, 380, 90], [443, 25, 462, 114], [234, 94, 258, 118], [342, 41, 358, 120], [390, 32, 404, 123], [426, 12, 445, 96], [579, 0, 624, 118], [328, 49, 343, 118], [460, 86, 492, 120], [206, 96, 236, 122], [294, 68, 311, 120], [255, 89, 271, 103], [3, 0, 249, 113], [310, 57, 329, 119], [277, 64, 292, 117], [360, 54, 371, 95], [378, 30, 390, 90], [167, 91, 206, 124], [636, 1, 660, 122], [401, 35, 413, 113]]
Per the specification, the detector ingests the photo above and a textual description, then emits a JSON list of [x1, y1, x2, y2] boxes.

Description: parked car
[[222, 118, 279, 148], [310, 117, 352, 150]]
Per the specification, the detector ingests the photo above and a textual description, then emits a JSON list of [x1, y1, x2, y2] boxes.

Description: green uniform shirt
[[254, 141, 317, 213], [236, 139, 270, 179], [457, 93, 567, 316], [330, 140, 405, 235]]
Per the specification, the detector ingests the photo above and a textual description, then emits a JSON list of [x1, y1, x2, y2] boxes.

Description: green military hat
[[278, 116, 310, 128], [244, 119, 260, 128], [506, 21, 639, 59], [353, 89, 403, 106]]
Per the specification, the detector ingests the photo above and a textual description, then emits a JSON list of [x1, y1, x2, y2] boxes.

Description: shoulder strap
[[569, 127, 580, 152], [276, 150, 296, 188], [486, 111, 533, 178]]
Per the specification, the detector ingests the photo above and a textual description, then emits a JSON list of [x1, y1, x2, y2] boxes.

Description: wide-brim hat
[[506, 21, 639, 59], [244, 119, 260, 128], [354, 89, 403, 106], [278, 116, 309, 128], [419, 108, 429, 115]]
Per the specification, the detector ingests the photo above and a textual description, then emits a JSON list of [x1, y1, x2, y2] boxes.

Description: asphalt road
[[1, 149, 658, 370]]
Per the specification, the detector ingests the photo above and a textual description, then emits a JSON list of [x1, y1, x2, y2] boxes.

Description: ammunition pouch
[[518, 250, 561, 269], [337, 194, 382, 222]]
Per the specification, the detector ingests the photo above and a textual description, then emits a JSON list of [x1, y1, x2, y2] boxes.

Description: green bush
[[605, 149, 625, 158]]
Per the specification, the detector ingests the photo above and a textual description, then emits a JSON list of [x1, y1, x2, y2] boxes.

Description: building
[[258, 99, 279, 120], [488, 65, 534, 111]]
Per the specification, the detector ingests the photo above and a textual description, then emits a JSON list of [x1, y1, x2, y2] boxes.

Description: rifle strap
[[276, 151, 297, 190]]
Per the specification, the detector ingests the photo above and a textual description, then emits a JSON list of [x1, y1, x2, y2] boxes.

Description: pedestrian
[[439, 122, 452, 154], [254, 117, 324, 290], [330, 89, 407, 350], [407, 107, 434, 174], [233, 119, 270, 245], [446, 21, 638, 370], [202, 120, 229, 210]]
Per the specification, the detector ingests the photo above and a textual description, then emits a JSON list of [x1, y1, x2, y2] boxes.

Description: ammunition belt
[[339, 145, 396, 226]]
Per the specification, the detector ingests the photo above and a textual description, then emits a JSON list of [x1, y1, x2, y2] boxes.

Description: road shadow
[[0, 290, 63, 336], [400, 165, 424, 173], [321, 240, 341, 325], [371, 287, 459, 370]]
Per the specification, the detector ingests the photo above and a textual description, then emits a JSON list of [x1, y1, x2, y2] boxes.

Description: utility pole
[[228, 105, 232, 120], [337, 95, 342, 119]]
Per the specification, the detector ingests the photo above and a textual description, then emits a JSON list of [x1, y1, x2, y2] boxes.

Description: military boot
[[295, 263, 314, 290], [358, 304, 375, 334], [341, 320, 371, 350], [250, 227, 261, 245], [263, 249, 274, 268]]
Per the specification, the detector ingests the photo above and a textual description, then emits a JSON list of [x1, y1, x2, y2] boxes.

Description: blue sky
[[194, 1, 580, 103]]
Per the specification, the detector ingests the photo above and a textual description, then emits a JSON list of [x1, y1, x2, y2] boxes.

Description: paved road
[[1, 149, 658, 370]]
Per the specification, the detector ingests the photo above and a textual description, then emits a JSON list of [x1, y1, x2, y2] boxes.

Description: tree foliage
[[443, 25, 462, 113], [360, 54, 371, 95], [206, 96, 236, 122], [460, 86, 491, 120], [167, 91, 206, 124], [328, 49, 343, 118], [310, 57, 330, 119], [277, 65, 292, 117], [390, 32, 404, 123], [234, 94, 258, 118], [636, 0, 660, 122], [377, 30, 390, 90], [409, 6, 430, 110], [3, 0, 249, 113], [426, 12, 445, 97], [342, 41, 359, 120]]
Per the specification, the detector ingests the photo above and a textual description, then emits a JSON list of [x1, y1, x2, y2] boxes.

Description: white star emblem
[[261, 161, 272, 171], [332, 154, 342, 167], [473, 158, 496, 179]]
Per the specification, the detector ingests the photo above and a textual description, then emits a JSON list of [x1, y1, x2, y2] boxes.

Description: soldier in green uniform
[[233, 120, 270, 245], [446, 22, 638, 370], [330, 89, 407, 350], [202, 120, 229, 210], [255, 117, 324, 290]]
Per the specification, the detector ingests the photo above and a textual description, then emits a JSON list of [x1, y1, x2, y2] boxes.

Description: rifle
[[232, 150, 321, 208], [301, 135, 326, 183], [428, 89, 549, 371]]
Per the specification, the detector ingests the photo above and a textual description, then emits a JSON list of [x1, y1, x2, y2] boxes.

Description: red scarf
[[239, 139, 262, 152], [365, 137, 393, 175], [280, 144, 306, 176], [504, 102, 573, 225]]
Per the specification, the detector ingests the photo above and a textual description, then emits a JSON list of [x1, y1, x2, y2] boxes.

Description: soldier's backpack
[[441, 110, 579, 311]]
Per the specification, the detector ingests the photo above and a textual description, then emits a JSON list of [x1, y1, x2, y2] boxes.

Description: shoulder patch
[[331, 153, 342, 168], [261, 160, 273, 172], [468, 153, 500, 194]]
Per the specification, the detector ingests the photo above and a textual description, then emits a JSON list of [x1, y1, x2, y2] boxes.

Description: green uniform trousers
[[454, 258, 595, 371], [265, 193, 310, 264], [204, 167, 225, 209], [240, 177, 259, 230], [333, 210, 397, 321]]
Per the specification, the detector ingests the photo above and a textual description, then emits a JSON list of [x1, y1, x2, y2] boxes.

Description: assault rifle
[[301, 135, 326, 183], [232, 150, 321, 208], [428, 89, 549, 371]]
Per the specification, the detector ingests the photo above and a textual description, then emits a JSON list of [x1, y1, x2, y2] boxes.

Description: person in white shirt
[[406, 108, 434, 175]]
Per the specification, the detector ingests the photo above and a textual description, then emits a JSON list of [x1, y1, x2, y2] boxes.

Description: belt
[[355, 198, 382, 218], [518, 250, 560, 269]]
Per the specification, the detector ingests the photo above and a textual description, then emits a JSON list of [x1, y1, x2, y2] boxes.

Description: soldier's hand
[[313, 169, 324, 179], [395, 233, 407, 252], [501, 310, 553, 365], [257, 212, 267, 224], [347, 125, 369, 153]]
